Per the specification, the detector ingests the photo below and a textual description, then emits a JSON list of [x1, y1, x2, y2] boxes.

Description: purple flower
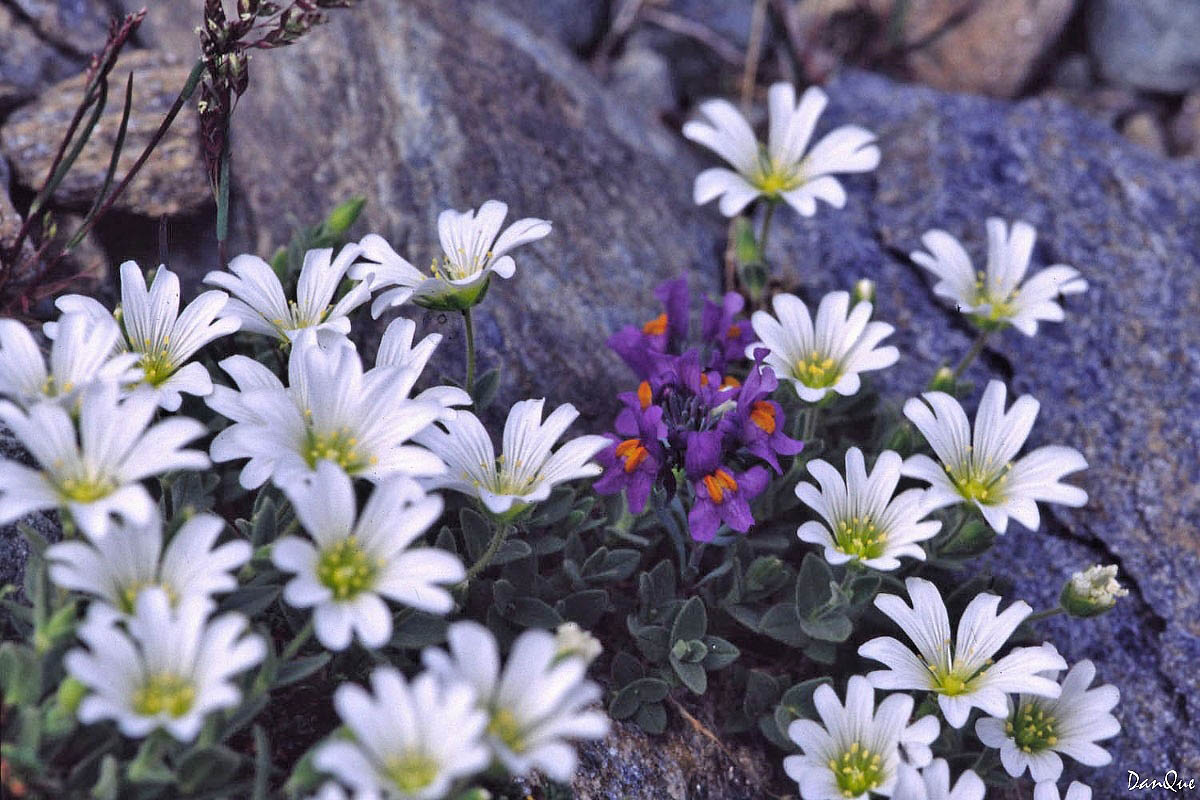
[[607, 278, 691, 379], [683, 431, 769, 542], [719, 357, 804, 473], [701, 292, 755, 372], [594, 403, 667, 513]]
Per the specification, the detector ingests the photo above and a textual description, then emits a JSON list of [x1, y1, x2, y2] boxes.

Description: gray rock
[[0, 424, 59, 594], [1087, 0, 1200, 93], [221, 0, 721, 428], [491, 0, 609, 52], [8, 0, 111, 57], [0, 49, 211, 218], [761, 68, 1200, 787], [0, 3, 83, 111]]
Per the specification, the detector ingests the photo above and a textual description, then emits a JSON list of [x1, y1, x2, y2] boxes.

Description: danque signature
[[1128, 770, 1198, 792]]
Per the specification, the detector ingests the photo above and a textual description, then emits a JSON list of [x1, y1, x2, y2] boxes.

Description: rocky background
[[2, 1, 1199, 798]]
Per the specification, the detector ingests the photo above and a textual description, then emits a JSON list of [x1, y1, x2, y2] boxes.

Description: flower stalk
[[463, 308, 477, 397]]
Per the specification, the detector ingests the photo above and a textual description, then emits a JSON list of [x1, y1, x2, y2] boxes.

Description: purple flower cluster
[[594, 279, 803, 542]]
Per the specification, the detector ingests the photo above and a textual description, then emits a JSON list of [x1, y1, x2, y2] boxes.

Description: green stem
[[952, 329, 990, 380], [462, 307, 476, 396], [461, 521, 511, 585], [1026, 606, 1066, 623], [802, 404, 821, 440], [279, 618, 314, 662], [758, 199, 777, 256]]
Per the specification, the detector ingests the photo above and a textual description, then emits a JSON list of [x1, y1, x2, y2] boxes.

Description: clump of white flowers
[[1061, 564, 1128, 618]]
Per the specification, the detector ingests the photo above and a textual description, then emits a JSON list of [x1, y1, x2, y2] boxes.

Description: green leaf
[[556, 589, 609, 628], [795, 553, 834, 612], [471, 367, 501, 410], [610, 651, 644, 688], [218, 584, 280, 617], [798, 611, 853, 642], [671, 658, 707, 695], [608, 677, 670, 720], [849, 573, 882, 606], [743, 670, 783, 717], [490, 538, 533, 566], [0, 642, 41, 706], [389, 611, 449, 649], [528, 487, 576, 527], [178, 745, 244, 793], [758, 603, 809, 647], [635, 702, 668, 734], [670, 596, 707, 643], [626, 617, 670, 663], [777, 678, 832, 727], [274, 653, 330, 689], [90, 755, 120, 800], [699, 636, 739, 671], [460, 508, 492, 562], [503, 597, 563, 629], [803, 639, 838, 664]]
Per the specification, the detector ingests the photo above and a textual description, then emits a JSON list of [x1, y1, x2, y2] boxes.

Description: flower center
[[972, 272, 1018, 323], [833, 516, 886, 560], [40, 376, 76, 398], [926, 659, 989, 697], [615, 439, 649, 473], [57, 475, 116, 503], [383, 752, 440, 792], [132, 673, 196, 717], [751, 152, 804, 196], [702, 468, 738, 504], [947, 460, 1010, 505], [487, 707, 527, 753], [1005, 701, 1059, 753], [828, 741, 884, 797], [138, 346, 176, 386], [642, 313, 668, 336], [726, 324, 742, 339], [793, 350, 839, 389], [118, 581, 176, 614], [749, 401, 776, 433], [315, 537, 379, 601], [302, 428, 371, 473]]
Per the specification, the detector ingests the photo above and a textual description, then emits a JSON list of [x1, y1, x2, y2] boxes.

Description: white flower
[[0, 382, 209, 539], [782, 674, 927, 799], [976, 659, 1119, 783], [203, 244, 369, 343], [900, 714, 941, 769], [208, 336, 445, 489], [116, 261, 241, 411], [858, 577, 1067, 729], [416, 399, 607, 518], [901, 380, 1088, 534], [747, 291, 898, 403], [422, 621, 610, 782], [683, 82, 880, 218], [305, 783, 355, 800], [893, 760, 985, 800], [796, 447, 941, 570], [1034, 781, 1091, 800], [554, 622, 603, 665], [374, 317, 470, 421], [910, 219, 1087, 336], [352, 200, 551, 315], [47, 511, 249, 613], [272, 461, 463, 651], [315, 666, 490, 800], [0, 313, 138, 409], [64, 588, 265, 742]]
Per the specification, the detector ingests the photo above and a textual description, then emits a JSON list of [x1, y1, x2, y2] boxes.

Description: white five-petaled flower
[[204, 243, 369, 344], [415, 399, 607, 519], [352, 200, 551, 315], [783, 674, 932, 800], [0, 313, 139, 409], [115, 261, 241, 411], [796, 447, 941, 571], [910, 218, 1087, 336], [0, 382, 209, 540], [207, 336, 445, 489], [1034, 782, 1092, 800], [683, 82, 880, 218], [858, 577, 1067, 729], [272, 461, 463, 651], [315, 666, 490, 800], [976, 659, 1120, 784], [901, 379, 1088, 534], [748, 291, 899, 403], [893, 760, 985, 800], [374, 317, 471, 421], [46, 511, 249, 614], [64, 588, 265, 742], [422, 621, 610, 782]]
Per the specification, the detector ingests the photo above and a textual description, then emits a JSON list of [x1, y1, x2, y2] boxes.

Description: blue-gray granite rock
[[1087, 0, 1200, 93], [755, 68, 1200, 790]]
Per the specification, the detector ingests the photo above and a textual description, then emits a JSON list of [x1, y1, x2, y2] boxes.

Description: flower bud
[[1060, 564, 1127, 617], [324, 196, 366, 237], [554, 622, 602, 665], [852, 278, 876, 305], [929, 366, 956, 394], [56, 676, 87, 714]]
